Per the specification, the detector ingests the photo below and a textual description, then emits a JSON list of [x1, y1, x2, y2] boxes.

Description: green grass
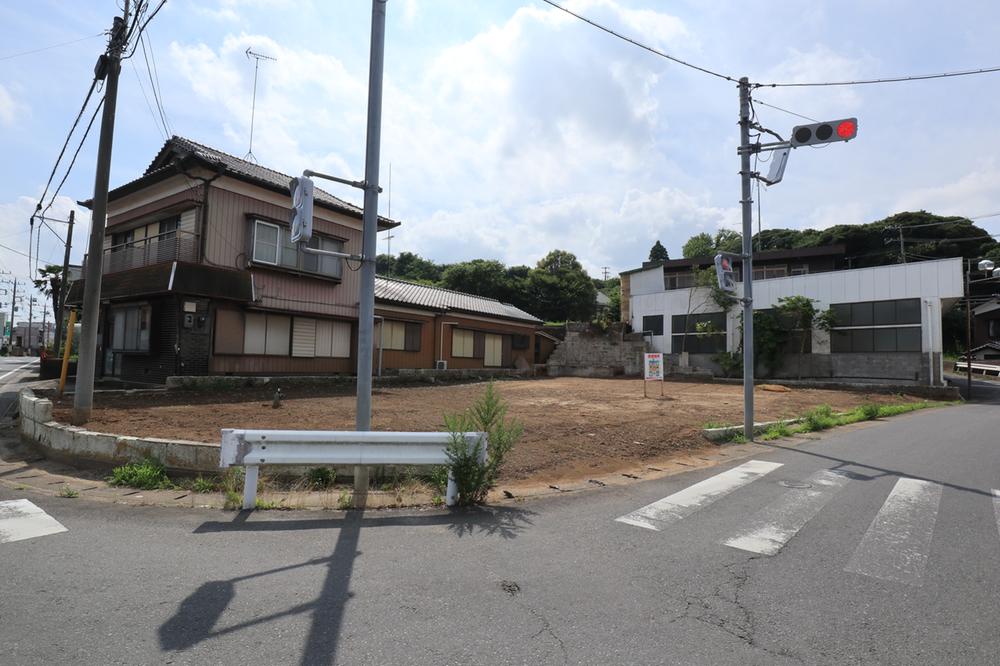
[[337, 489, 352, 510], [307, 467, 335, 489], [58, 485, 79, 498], [714, 400, 951, 443], [107, 458, 172, 490], [193, 476, 217, 493]]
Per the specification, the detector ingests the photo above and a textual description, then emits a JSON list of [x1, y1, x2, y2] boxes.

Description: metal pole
[[353, 0, 387, 503], [27, 297, 33, 355], [57, 210, 75, 354], [8, 280, 16, 349], [966, 262, 972, 399], [73, 5, 129, 425], [739, 77, 755, 441], [58, 309, 77, 397]]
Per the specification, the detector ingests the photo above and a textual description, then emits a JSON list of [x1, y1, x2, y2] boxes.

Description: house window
[[252, 219, 344, 278], [663, 272, 696, 290], [379, 320, 421, 352], [671, 312, 726, 354], [829, 298, 921, 353], [214, 309, 244, 354], [109, 304, 150, 352], [511, 334, 530, 350], [752, 265, 787, 280], [484, 334, 502, 367], [641, 315, 664, 336], [452, 329, 474, 358], [244, 312, 290, 356], [252, 221, 280, 264]]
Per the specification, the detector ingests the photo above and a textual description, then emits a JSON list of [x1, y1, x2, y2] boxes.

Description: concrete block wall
[[547, 323, 648, 377]]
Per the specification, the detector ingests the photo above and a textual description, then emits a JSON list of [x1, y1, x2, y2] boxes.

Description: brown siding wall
[[210, 355, 355, 375], [438, 314, 537, 370], [375, 310, 436, 370], [205, 185, 362, 319]]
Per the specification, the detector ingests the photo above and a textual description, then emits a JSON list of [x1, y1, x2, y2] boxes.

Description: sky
[[1, 0, 999, 313]]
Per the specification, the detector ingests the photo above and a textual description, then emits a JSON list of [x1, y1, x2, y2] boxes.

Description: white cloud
[[0, 84, 25, 126], [0, 195, 90, 284], [894, 162, 1000, 219]]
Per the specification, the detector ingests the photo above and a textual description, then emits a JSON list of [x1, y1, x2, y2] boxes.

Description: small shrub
[[223, 490, 242, 510], [337, 489, 352, 510], [430, 494, 444, 507], [859, 403, 880, 421], [255, 498, 280, 510], [802, 404, 836, 432], [193, 476, 217, 493], [58, 485, 79, 498], [108, 457, 172, 490], [760, 422, 792, 441], [307, 467, 335, 489], [424, 465, 449, 494], [221, 467, 246, 495]]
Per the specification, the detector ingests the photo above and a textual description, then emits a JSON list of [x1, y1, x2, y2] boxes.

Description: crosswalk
[[0, 499, 68, 544], [616, 461, 998, 586]]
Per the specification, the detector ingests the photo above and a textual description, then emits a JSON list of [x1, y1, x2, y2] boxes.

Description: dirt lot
[[49, 377, 935, 485]]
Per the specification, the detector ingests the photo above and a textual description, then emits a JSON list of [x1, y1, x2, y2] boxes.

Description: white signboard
[[644, 353, 664, 381]]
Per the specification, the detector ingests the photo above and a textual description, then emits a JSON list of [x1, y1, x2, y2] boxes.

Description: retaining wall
[[164, 368, 530, 390]]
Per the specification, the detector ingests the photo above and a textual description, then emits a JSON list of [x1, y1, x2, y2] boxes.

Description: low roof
[[375, 276, 542, 324], [974, 299, 1000, 317], [88, 136, 399, 229], [621, 244, 846, 276]]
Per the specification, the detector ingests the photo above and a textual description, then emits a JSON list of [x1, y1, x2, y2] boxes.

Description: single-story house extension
[[68, 136, 541, 384], [621, 248, 963, 386]]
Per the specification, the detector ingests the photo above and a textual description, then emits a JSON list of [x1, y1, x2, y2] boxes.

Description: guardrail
[[220, 429, 487, 510], [953, 361, 1000, 377]]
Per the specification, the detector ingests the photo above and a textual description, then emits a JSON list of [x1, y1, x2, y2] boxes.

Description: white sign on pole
[[643, 352, 664, 397]]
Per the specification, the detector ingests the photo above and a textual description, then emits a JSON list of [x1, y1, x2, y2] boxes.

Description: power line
[[752, 99, 818, 123], [537, 0, 735, 82], [38, 96, 105, 221], [139, 30, 171, 135], [130, 57, 168, 139], [0, 33, 104, 62], [754, 64, 1000, 88], [35, 78, 100, 214]]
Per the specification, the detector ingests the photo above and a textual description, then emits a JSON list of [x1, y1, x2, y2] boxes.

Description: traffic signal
[[289, 175, 315, 243], [789, 118, 858, 148], [715, 254, 737, 292]]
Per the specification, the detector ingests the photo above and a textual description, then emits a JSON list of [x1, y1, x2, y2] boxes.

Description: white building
[[623, 254, 963, 386]]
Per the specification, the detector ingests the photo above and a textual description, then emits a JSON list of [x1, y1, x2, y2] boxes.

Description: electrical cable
[[38, 96, 105, 221], [131, 57, 168, 139], [752, 99, 818, 123], [35, 78, 100, 213], [754, 64, 1000, 88], [139, 31, 171, 135], [537, 0, 735, 82], [0, 33, 104, 62]]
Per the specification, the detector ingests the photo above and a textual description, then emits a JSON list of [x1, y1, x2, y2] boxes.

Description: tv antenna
[[245, 47, 277, 162]]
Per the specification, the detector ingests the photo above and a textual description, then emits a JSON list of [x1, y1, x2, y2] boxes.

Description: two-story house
[[621, 245, 963, 385], [68, 136, 541, 384]]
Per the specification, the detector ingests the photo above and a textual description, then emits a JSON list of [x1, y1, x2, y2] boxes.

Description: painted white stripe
[[723, 469, 852, 555], [994, 489, 1000, 542], [0, 361, 37, 384], [615, 460, 783, 531], [844, 478, 942, 585], [0, 499, 68, 544]]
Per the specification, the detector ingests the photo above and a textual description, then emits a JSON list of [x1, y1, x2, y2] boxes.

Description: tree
[[682, 233, 714, 258], [648, 240, 669, 263], [777, 295, 818, 379], [526, 250, 596, 323], [440, 260, 510, 300], [380, 251, 443, 283], [713, 229, 742, 254]]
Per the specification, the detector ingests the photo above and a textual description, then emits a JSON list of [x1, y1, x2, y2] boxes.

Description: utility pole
[[8, 280, 17, 349], [738, 77, 755, 442], [353, 0, 388, 501], [57, 210, 74, 353], [965, 261, 973, 399], [27, 297, 35, 355], [73, 3, 130, 425]]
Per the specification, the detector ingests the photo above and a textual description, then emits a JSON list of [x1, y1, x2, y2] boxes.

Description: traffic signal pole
[[738, 77, 755, 442]]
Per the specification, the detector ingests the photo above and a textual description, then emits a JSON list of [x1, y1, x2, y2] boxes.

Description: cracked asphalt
[[2, 377, 1000, 663]]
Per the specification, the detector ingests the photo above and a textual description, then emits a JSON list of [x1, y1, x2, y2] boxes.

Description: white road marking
[[0, 499, 68, 544], [844, 478, 942, 586], [0, 360, 38, 383], [615, 460, 783, 531], [992, 489, 1000, 546], [723, 469, 852, 555]]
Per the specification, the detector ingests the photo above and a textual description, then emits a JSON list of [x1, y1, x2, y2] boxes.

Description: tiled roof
[[374, 276, 542, 324], [102, 136, 398, 227]]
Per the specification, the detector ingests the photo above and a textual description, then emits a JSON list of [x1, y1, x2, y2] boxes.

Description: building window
[[252, 219, 343, 279], [641, 315, 664, 336], [663, 272, 696, 290], [214, 309, 244, 354], [752, 265, 788, 280], [484, 333, 502, 367], [291, 317, 352, 358], [511, 334, 530, 350], [452, 329, 474, 358], [829, 298, 921, 353], [109, 304, 150, 352], [790, 264, 809, 276], [379, 320, 421, 352], [252, 221, 280, 264], [671, 312, 726, 354], [244, 312, 291, 356]]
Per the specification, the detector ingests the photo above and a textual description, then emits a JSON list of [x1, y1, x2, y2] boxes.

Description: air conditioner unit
[[434, 360, 448, 370]]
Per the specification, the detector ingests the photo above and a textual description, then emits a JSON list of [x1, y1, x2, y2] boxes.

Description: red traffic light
[[836, 119, 857, 139]]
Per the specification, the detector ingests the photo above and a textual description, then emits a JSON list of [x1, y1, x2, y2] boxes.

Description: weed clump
[[108, 457, 172, 490]]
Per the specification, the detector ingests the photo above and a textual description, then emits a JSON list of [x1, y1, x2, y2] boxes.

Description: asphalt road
[[0, 356, 39, 417], [2, 400, 999, 665]]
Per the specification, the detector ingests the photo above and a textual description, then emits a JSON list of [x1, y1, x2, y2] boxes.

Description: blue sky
[[2, 0, 999, 307]]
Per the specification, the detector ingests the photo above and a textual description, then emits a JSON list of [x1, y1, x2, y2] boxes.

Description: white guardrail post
[[220, 429, 487, 511]]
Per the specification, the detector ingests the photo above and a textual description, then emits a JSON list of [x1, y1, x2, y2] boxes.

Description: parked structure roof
[[374, 276, 542, 324], [621, 244, 847, 275]]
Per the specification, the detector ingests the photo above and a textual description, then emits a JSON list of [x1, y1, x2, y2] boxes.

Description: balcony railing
[[84, 229, 200, 274]]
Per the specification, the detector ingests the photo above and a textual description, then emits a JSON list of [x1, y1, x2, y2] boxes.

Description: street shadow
[[162, 505, 534, 664]]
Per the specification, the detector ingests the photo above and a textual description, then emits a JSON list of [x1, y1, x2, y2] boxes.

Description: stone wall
[[547, 323, 648, 377]]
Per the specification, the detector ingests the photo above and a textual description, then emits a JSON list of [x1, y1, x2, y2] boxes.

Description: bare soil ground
[[49, 377, 933, 485]]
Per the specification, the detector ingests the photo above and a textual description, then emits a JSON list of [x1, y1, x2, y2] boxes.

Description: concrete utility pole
[[738, 77, 755, 442], [57, 210, 74, 353], [352, 0, 388, 499], [8, 280, 17, 349], [73, 3, 130, 425], [27, 297, 35, 355]]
